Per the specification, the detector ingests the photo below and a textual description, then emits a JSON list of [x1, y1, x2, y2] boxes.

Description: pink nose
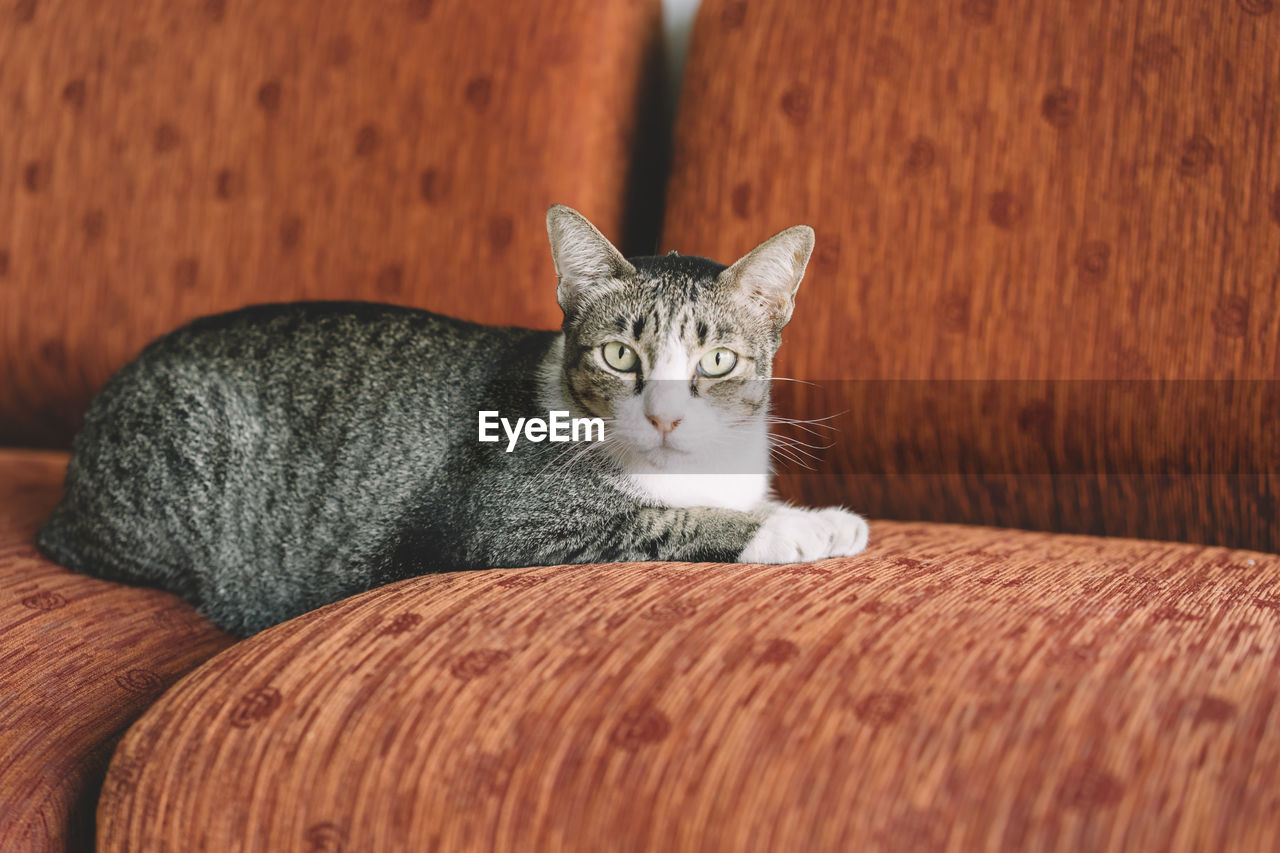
[[646, 415, 682, 435]]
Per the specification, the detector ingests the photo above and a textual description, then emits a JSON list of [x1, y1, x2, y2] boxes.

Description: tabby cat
[[38, 206, 869, 636]]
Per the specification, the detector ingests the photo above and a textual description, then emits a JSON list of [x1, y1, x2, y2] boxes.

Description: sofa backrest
[[0, 0, 662, 447], [664, 0, 1280, 549]]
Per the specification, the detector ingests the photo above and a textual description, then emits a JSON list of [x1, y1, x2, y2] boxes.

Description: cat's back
[[39, 301, 553, 631], [148, 300, 510, 373], [76, 301, 519, 459]]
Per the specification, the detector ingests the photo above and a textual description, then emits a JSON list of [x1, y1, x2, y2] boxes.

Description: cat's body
[[39, 207, 868, 636]]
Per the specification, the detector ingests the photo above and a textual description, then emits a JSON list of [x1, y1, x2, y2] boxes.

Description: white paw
[[738, 506, 870, 564]]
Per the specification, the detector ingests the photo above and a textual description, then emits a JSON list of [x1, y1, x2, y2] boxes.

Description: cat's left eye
[[697, 347, 738, 377], [602, 341, 639, 372]]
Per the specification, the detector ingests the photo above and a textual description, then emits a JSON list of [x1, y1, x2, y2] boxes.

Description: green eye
[[602, 341, 638, 372], [698, 347, 738, 377]]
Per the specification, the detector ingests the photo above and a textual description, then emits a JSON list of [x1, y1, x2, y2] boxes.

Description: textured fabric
[[0, 0, 663, 448], [0, 450, 234, 852], [662, 0, 1280, 550], [99, 521, 1280, 851]]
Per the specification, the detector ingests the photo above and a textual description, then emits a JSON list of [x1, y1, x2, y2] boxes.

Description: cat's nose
[[646, 414, 682, 435]]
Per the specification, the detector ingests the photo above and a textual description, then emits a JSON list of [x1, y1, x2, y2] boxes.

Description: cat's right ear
[[716, 225, 815, 330], [547, 205, 635, 314]]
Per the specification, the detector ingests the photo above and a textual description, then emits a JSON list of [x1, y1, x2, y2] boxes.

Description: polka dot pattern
[[0, 450, 234, 851], [0, 0, 664, 447], [97, 521, 1280, 850], [663, 0, 1280, 551]]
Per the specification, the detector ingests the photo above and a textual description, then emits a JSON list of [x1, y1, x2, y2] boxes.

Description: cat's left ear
[[717, 225, 815, 328], [547, 204, 635, 314]]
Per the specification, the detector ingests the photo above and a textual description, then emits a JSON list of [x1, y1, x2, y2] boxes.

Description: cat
[[38, 205, 869, 637]]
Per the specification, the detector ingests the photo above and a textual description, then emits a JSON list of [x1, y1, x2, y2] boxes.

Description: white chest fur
[[623, 471, 771, 512]]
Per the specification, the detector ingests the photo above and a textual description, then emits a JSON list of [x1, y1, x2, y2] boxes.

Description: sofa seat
[[96, 519, 1280, 851], [0, 450, 234, 852]]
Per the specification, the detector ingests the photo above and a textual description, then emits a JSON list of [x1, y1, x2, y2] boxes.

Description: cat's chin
[[633, 445, 690, 471]]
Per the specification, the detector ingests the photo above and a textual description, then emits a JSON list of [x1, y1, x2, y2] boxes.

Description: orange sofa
[[3, 1, 1278, 850]]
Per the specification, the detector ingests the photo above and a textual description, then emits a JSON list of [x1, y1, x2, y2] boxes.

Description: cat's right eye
[[601, 341, 638, 372]]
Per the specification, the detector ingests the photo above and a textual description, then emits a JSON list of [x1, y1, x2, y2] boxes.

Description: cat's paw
[[738, 506, 870, 564]]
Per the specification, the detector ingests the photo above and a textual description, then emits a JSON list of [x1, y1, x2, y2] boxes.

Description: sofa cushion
[[0, 450, 233, 852], [98, 521, 1280, 850], [0, 0, 663, 447], [661, 0, 1280, 550]]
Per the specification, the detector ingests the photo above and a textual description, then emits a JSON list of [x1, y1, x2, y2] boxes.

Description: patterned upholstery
[[0, 2, 662, 848], [0, 0, 663, 447], [2, 0, 1276, 849], [0, 450, 233, 851], [98, 522, 1280, 850], [661, 0, 1280, 550]]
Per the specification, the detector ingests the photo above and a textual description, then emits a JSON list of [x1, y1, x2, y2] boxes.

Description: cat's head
[[545, 204, 814, 475]]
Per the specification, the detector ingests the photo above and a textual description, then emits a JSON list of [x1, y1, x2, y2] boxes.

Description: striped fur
[[38, 207, 867, 636]]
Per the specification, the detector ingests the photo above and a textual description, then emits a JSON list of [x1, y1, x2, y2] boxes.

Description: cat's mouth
[[640, 444, 690, 469]]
